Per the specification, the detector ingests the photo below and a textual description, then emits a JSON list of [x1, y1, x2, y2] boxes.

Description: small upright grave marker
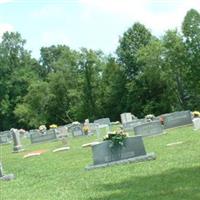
[[0, 162, 15, 181], [0, 131, 12, 145], [11, 129, 24, 152], [120, 113, 136, 124], [193, 118, 200, 130]]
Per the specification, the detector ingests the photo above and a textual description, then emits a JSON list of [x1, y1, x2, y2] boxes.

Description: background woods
[[0, 9, 200, 130]]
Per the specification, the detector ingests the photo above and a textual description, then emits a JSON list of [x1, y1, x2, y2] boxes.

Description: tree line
[[0, 9, 200, 130]]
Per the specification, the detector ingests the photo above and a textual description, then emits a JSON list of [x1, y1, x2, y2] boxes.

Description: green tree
[[182, 9, 200, 109], [78, 48, 104, 120], [116, 22, 152, 79], [162, 30, 189, 110], [0, 32, 39, 130], [100, 56, 127, 120], [136, 38, 175, 115]]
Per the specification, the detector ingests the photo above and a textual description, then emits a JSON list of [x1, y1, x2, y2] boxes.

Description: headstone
[[11, 129, 24, 152], [85, 136, 156, 170], [0, 131, 12, 144], [0, 162, 15, 181], [0, 162, 3, 177], [134, 121, 163, 137], [71, 126, 84, 137], [56, 126, 68, 138], [94, 118, 111, 126], [162, 110, 192, 129], [0, 134, 11, 144], [30, 129, 57, 144], [123, 119, 145, 131], [193, 118, 200, 130], [120, 113, 134, 124]]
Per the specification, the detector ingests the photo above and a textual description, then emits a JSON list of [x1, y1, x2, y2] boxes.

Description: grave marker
[[134, 121, 164, 137], [193, 118, 200, 130], [11, 129, 24, 152], [163, 110, 192, 129], [30, 129, 57, 144], [86, 136, 156, 170]]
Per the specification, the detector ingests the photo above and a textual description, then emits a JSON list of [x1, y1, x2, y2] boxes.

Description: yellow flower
[[192, 111, 200, 117], [49, 124, 58, 128]]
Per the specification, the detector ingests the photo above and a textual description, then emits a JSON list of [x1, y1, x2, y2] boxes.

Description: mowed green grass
[[1, 126, 200, 200]]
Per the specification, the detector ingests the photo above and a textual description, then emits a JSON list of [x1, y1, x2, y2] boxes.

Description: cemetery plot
[[134, 121, 164, 137], [163, 110, 192, 129]]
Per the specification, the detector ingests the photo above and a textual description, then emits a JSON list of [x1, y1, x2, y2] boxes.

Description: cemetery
[[1, 113, 200, 199], [0, 3, 200, 200]]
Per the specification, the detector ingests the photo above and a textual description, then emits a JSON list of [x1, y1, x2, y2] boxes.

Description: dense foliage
[[0, 9, 200, 130]]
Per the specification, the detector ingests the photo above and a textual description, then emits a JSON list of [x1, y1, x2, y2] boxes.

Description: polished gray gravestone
[[11, 129, 24, 152], [30, 129, 57, 144], [0, 131, 12, 144], [0, 162, 15, 181], [0, 134, 11, 144], [86, 136, 156, 170], [71, 125, 84, 137], [134, 121, 164, 137], [162, 110, 192, 129], [94, 118, 111, 126], [123, 119, 145, 131]]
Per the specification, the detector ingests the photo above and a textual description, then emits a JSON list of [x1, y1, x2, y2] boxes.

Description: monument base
[[0, 174, 15, 181], [13, 148, 24, 153], [85, 152, 156, 170]]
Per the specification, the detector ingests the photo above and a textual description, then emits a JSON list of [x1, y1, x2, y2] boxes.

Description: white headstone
[[193, 118, 200, 130], [120, 113, 133, 124]]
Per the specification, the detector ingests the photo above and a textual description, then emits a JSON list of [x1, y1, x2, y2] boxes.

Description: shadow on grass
[[90, 166, 200, 200]]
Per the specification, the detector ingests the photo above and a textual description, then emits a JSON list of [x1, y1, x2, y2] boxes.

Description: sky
[[0, 0, 200, 59]]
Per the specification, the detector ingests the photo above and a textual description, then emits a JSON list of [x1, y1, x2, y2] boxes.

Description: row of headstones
[[121, 110, 194, 137], [27, 118, 111, 144], [0, 118, 111, 146], [86, 110, 196, 169]]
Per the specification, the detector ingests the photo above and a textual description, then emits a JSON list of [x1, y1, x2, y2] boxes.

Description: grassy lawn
[[1, 126, 200, 200]]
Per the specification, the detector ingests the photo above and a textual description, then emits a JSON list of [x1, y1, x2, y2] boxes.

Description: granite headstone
[[11, 129, 24, 152], [134, 121, 163, 137], [162, 110, 192, 129], [30, 129, 57, 144]]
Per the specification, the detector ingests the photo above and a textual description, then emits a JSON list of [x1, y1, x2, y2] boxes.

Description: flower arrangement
[[103, 130, 128, 148], [192, 111, 200, 118], [145, 114, 155, 122], [83, 126, 89, 135], [49, 124, 58, 129]]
